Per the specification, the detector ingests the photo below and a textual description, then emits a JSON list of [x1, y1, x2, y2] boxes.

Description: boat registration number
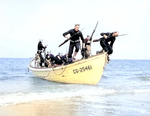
[[73, 65, 92, 74]]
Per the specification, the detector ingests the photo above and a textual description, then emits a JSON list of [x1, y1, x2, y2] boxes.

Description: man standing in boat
[[37, 39, 47, 52], [100, 31, 119, 60], [63, 24, 85, 62], [37, 40, 47, 66], [81, 35, 91, 59]]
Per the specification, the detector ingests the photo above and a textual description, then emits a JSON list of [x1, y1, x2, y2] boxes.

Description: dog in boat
[[45, 54, 54, 67], [35, 53, 40, 67]]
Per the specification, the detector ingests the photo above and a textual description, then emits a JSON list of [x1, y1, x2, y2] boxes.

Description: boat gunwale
[[28, 52, 107, 72]]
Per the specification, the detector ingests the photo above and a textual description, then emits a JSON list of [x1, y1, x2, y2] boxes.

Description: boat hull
[[28, 53, 107, 85]]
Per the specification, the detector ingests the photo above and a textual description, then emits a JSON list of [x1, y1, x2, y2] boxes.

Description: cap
[[39, 39, 43, 43], [74, 23, 80, 26]]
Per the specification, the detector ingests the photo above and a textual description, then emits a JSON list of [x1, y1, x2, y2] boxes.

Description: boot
[[68, 58, 73, 64]]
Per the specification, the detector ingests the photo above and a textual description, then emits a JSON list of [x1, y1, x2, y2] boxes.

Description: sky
[[0, 0, 150, 59]]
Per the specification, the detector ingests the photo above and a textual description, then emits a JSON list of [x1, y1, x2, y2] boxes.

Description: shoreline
[[1, 93, 150, 116], [0, 98, 79, 116]]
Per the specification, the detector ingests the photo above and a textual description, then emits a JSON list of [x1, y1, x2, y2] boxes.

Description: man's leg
[[110, 38, 116, 48], [68, 42, 74, 63], [39, 53, 44, 67], [68, 42, 74, 58], [100, 40, 109, 53], [73, 42, 80, 60], [73, 52, 78, 60], [107, 45, 113, 55]]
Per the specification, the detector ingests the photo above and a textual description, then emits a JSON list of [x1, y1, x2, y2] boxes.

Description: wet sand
[[0, 98, 80, 116], [1, 94, 150, 116]]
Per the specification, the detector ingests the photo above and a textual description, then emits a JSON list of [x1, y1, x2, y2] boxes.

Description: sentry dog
[[35, 54, 40, 67]]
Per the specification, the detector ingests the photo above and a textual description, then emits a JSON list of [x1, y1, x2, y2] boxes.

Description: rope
[[45, 68, 51, 78], [52, 64, 67, 76]]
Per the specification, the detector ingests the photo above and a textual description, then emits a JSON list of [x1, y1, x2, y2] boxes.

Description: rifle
[[93, 34, 127, 42], [89, 21, 99, 45], [59, 28, 85, 47], [59, 39, 69, 47]]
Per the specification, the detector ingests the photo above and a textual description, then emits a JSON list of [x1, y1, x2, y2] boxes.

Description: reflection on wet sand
[[0, 97, 81, 116]]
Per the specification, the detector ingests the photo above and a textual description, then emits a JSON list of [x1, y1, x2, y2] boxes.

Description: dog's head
[[35, 54, 40, 60]]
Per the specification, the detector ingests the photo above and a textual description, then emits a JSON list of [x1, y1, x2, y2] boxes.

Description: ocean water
[[0, 58, 150, 116]]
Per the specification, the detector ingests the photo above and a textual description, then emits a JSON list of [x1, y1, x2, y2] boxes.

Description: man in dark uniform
[[53, 53, 68, 65], [100, 31, 119, 55], [37, 40, 47, 66], [37, 40, 46, 52], [63, 24, 85, 62], [54, 53, 63, 65]]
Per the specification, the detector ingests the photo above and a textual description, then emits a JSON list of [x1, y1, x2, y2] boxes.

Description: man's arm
[[42, 44, 45, 49], [100, 32, 110, 36], [100, 32, 112, 39], [62, 29, 72, 38], [79, 32, 85, 49]]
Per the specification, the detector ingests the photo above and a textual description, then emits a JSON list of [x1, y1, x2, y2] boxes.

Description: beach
[[1, 93, 150, 116], [0, 98, 77, 116]]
